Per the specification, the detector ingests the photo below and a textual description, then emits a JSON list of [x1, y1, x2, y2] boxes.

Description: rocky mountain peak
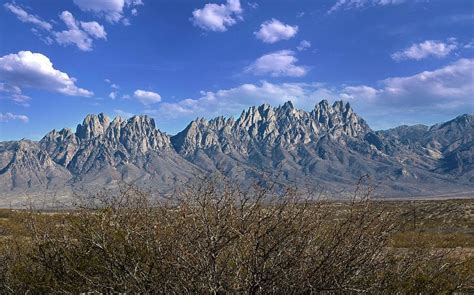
[[76, 113, 110, 140], [237, 106, 265, 129], [311, 100, 369, 137], [111, 116, 124, 125], [111, 115, 171, 154], [1, 103, 473, 199], [8, 140, 62, 173], [39, 128, 79, 166], [281, 101, 294, 110], [317, 99, 330, 109], [171, 99, 372, 155], [332, 100, 345, 112], [439, 113, 473, 129], [171, 117, 221, 154], [41, 128, 75, 144], [208, 116, 234, 130]]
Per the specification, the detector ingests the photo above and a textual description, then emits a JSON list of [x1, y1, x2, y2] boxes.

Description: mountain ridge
[[1, 100, 473, 204]]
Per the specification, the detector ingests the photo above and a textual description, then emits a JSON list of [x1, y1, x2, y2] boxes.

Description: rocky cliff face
[[0, 140, 71, 191], [38, 114, 201, 191], [171, 100, 371, 154], [1, 100, 473, 199], [379, 114, 473, 179]]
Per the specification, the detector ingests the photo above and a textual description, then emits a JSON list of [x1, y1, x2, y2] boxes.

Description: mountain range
[[0, 100, 473, 205]]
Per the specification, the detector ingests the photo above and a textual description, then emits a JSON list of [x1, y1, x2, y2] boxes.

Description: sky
[[0, 0, 473, 140]]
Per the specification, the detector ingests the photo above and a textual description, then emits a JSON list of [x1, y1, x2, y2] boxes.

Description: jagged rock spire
[[76, 113, 110, 140], [171, 99, 372, 155], [1, 102, 472, 199]]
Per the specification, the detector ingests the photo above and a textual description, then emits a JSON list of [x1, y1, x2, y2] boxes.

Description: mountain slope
[[0, 100, 472, 201]]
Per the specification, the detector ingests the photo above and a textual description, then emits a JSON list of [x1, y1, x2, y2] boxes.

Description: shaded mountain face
[[0, 100, 473, 202], [378, 114, 473, 179]]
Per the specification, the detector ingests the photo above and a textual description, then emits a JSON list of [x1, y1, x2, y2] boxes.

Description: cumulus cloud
[[0, 112, 29, 123], [254, 19, 298, 43], [0, 51, 93, 97], [155, 81, 313, 121], [80, 21, 107, 39], [134, 89, 162, 105], [391, 39, 458, 61], [335, 58, 474, 128], [191, 0, 243, 32], [341, 58, 474, 109], [245, 50, 308, 77], [297, 40, 311, 51], [328, 0, 405, 13], [4, 3, 107, 51], [73, 0, 143, 23], [3, 2, 52, 31], [340, 85, 379, 101], [55, 11, 106, 51]]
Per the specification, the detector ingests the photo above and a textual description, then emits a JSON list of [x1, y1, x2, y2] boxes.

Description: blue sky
[[0, 0, 473, 140]]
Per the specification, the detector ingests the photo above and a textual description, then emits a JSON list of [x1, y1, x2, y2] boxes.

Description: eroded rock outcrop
[[1, 100, 472, 198]]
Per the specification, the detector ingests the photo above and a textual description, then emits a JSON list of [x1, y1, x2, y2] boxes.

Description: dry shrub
[[0, 176, 472, 293]]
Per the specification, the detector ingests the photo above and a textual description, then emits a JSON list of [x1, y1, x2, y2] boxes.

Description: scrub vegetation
[[0, 177, 472, 293]]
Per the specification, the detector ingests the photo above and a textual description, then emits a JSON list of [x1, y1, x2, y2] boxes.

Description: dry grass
[[0, 177, 472, 293]]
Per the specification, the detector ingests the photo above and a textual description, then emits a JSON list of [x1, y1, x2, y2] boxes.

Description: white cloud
[[122, 18, 131, 26], [0, 112, 29, 123], [248, 2, 258, 9], [3, 3, 52, 31], [80, 21, 107, 39], [0, 83, 31, 107], [254, 19, 298, 43], [4, 3, 107, 51], [73, 0, 124, 22], [30, 28, 54, 45], [150, 59, 473, 132], [297, 40, 311, 51], [245, 50, 308, 77], [341, 58, 474, 109], [105, 79, 120, 99], [55, 11, 106, 51], [340, 85, 379, 101], [328, 0, 405, 13], [73, 0, 143, 23], [391, 39, 458, 61], [114, 109, 133, 118], [379, 58, 473, 106], [134, 89, 162, 105], [0, 51, 93, 97], [191, 0, 243, 32], [155, 81, 313, 121], [464, 40, 474, 49], [105, 79, 119, 89], [126, 0, 143, 5]]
